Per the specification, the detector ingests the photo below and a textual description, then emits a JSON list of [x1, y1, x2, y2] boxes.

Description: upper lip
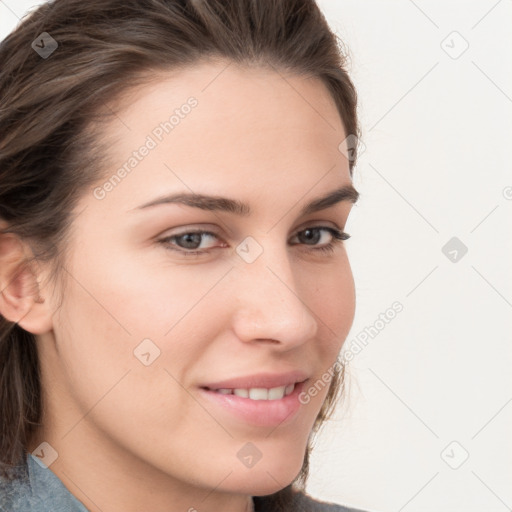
[[201, 371, 309, 390]]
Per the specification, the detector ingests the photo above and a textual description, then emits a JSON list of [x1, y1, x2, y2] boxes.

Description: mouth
[[200, 382, 297, 401], [198, 372, 309, 427]]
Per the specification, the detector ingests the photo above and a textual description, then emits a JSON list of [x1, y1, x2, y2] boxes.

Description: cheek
[[307, 258, 356, 355], [51, 255, 228, 461], [53, 245, 230, 404], [290, 260, 354, 412]]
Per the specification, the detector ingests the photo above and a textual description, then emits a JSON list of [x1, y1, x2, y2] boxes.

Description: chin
[[219, 454, 305, 496]]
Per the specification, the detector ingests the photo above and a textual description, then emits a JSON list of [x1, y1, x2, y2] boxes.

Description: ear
[[0, 224, 54, 335]]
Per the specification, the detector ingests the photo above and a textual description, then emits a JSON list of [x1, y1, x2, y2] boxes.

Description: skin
[[0, 59, 357, 512]]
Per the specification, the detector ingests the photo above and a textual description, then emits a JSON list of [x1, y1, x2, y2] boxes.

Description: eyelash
[[158, 226, 350, 257]]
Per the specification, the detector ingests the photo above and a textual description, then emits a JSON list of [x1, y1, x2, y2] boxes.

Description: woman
[[0, 0, 372, 511]]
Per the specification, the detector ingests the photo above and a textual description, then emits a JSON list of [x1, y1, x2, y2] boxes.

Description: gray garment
[[253, 489, 372, 512], [0, 452, 371, 512], [0, 453, 88, 512]]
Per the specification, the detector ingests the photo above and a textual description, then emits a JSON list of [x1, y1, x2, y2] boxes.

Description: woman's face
[[32, 60, 357, 507]]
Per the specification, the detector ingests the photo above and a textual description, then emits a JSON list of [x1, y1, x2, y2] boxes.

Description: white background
[[1, 1, 511, 511]]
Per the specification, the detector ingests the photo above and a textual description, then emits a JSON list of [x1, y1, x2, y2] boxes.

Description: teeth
[[213, 384, 295, 400], [249, 388, 269, 400], [268, 386, 286, 400]]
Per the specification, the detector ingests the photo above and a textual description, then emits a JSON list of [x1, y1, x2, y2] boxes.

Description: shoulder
[[290, 490, 372, 512], [0, 462, 34, 512], [253, 488, 376, 512], [1, 452, 89, 512]]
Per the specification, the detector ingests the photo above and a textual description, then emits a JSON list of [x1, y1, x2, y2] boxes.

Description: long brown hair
[[0, 0, 359, 508]]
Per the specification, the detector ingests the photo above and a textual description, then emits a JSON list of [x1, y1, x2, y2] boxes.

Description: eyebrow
[[133, 184, 359, 216]]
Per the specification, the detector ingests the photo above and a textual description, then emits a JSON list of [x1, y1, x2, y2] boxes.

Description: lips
[[198, 371, 309, 426], [200, 370, 309, 391]]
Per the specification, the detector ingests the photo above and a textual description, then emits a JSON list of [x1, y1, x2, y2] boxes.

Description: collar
[[26, 451, 89, 511]]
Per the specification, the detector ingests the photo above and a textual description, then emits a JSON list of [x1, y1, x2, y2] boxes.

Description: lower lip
[[199, 381, 306, 427]]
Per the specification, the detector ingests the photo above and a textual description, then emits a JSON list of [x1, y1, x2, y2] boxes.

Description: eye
[[291, 226, 350, 254], [159, 230, 222, 255], [158, 226, 350, 257]]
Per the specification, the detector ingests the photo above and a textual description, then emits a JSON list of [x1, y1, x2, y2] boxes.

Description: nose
[[229, 241, 318, 351]]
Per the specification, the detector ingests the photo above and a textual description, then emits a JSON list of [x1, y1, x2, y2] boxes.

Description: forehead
[[90, 60, 350, 213], [107, 59, 346, 149]]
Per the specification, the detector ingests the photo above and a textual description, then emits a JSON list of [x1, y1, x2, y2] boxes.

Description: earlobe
[[0, 231, 53, 335]]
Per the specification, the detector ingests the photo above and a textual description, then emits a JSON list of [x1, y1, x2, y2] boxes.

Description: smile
[[205, 383, 296, 401], [199, 378, 308, 427]]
